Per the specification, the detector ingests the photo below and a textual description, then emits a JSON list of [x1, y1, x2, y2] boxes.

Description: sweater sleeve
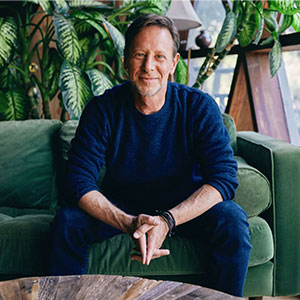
[[65, 96, 110, 204], [192, 92, 238, 201]]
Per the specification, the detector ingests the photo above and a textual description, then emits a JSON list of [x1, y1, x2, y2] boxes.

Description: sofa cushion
[[222, 113, 237, 152], [0, 208, 55, 275], [0, 120, 62, 209], [234, 156, 271, 217]]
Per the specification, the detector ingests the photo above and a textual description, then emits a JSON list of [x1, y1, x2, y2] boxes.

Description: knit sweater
[[66, 81, 238, 215]]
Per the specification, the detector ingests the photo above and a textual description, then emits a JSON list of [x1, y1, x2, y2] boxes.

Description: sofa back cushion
[[0, 120, 62, 209]]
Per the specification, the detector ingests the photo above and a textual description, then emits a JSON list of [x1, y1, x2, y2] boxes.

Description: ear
[[169, 53, 180, 75]]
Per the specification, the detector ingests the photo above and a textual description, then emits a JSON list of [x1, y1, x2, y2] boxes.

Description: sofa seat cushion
[[0, 120, 62, 209], [87, 215, 273, 276], [234, 156, 271, 217], [0, 208, 55, 275]]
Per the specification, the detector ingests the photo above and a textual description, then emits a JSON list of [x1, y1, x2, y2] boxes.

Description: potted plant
[[0, 0, 187, 121], [193, 0, 300, 88]]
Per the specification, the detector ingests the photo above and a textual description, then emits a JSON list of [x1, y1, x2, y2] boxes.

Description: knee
[[209, 201, 251, 246]]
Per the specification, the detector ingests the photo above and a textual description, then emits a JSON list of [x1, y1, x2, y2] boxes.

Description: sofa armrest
[[236, 131, 300, 296]]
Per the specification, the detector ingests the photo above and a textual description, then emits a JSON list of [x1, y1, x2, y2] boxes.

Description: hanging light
[[167, 0, 202, 31]]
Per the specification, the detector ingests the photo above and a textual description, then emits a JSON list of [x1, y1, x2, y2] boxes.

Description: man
[[49, 14, 251, 297]]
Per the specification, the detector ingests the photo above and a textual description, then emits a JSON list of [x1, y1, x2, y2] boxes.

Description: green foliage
[[215, 12, 237, 53], [59, 61, 91, 119], [86, 69, 114, 97], [0, 0, 173, 120], [0, 17, 18, 70], [270, 39, 282, 77], [175, 56, 188, 85], [194, 0, 300, 88]]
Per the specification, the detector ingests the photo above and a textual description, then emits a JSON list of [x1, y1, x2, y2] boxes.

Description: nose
[[142, 55, 154, 72]]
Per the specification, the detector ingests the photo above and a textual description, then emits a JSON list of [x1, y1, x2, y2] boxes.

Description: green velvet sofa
[[0, 114, 299, 298]]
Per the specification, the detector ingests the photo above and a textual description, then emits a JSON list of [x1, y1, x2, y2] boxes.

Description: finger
[[137, 234, 147, 265], [152, 249, 170, 258], [146, 235, 157, 265], [130, 254, 142, 262], [133, 223, 153, 239]]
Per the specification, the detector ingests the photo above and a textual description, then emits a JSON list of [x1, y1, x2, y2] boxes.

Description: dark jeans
[[49, 200, 252, 297]]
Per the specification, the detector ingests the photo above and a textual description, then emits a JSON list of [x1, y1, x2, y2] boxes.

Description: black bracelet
[[155, 210, 176, 237]]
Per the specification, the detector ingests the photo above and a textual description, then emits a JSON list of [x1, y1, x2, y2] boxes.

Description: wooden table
[[0, 275, 243, 300]]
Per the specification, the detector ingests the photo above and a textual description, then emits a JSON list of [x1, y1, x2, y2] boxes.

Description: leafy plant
[[193, 0, 300, 88], [0, 0, 185, 120]]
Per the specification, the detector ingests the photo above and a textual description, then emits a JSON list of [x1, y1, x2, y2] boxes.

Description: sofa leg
[[249, 297, 263, 300]]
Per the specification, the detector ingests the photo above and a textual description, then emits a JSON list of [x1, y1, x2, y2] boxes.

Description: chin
[[134, 83, 162, 97]]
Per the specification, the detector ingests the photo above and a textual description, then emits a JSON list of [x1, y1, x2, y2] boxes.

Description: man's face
[[126, 25, 179, 98]]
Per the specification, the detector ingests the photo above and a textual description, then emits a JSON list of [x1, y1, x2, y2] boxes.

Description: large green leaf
[[102, 18, 125, 58], [269, 39, 282, 77], [71, 10, 108, 39], [59, 61, 92, 119], [86, 68, 113, 96], [215, 12, 237, 53], [138, 0, 165, 15], [53, 14, 82, 65], [238, 14, 257, 47], [27, 0, 53, 15], [292, 12, 300, 31], [3, 88, 27, 120], [69, 0, 112, 9], [268, 0, 300, 15], [45, 48, 61, 100], [53, 0, 69, 14], [0, 90, 9, 118], [278, 14, 294, 34], [264, 10, 278, 32], [253, 2, 264, 45], [175, 56, 188, 85], [0, 17, 18, 70]]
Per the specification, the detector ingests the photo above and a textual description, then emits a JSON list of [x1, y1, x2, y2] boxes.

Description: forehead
[[130, 25, 174, 54]]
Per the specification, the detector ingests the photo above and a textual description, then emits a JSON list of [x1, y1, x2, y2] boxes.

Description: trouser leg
[[48, 206, 122, 275], [177, 200, 252, 297]]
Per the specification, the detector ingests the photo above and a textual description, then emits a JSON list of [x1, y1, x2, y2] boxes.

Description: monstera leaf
[[53, 14, 82, 65], [215, 12, 237, 53], [269, 39, 282, 77], [0, 17, 18, 70], [86, 68, 113, 96], [59, 61, 92, 119]]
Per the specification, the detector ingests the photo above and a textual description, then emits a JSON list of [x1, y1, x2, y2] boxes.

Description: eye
[[156, 54, 165, 59], [135, 52, 145, 58]]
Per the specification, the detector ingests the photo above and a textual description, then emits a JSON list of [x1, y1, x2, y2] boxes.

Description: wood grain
[[0, 275, 243, 300]]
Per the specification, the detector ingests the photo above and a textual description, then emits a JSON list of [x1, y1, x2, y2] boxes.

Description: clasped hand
[[130, 214, 170, 265]]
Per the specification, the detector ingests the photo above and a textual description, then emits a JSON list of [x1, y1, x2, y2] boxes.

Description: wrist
[[121, 214, 135, 234], [155, 210, 176, 237]]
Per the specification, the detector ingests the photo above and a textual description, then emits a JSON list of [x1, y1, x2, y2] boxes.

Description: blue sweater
[[66, 81, 238, 215]]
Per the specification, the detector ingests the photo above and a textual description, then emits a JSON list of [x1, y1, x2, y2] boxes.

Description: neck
[[133, 83, 167, 115], [133, 86, 167, 115]]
